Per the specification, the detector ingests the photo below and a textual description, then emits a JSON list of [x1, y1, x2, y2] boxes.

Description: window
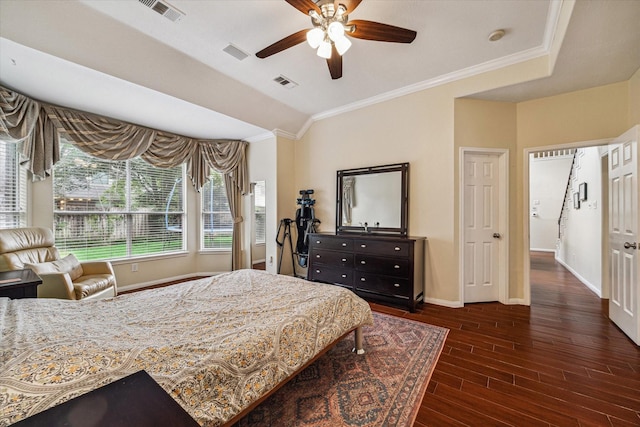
[[254, 181, 266, 245], [0, 143, 27, 228], [54, 141, 184, 261], [201, 170, 233, 250]]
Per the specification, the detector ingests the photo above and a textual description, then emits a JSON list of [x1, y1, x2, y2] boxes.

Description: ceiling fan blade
[[347, 20, 417, 43], [338, 0, 362, 14], [326, 45, 342, 79], [285, 0, 321, 16], [256, 29, 309, 58]]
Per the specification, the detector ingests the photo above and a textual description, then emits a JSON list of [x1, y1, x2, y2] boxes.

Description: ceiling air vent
[[138, 0, 185, 22], [223, 44, 249, 61], [273, 75, 298, 89]]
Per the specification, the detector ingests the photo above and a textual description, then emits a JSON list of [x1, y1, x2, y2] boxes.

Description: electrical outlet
[[131, 263, 138, 272], [269, 256, 273, 265]]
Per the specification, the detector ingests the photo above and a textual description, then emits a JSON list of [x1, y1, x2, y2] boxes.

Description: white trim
[[280, 0, 569, 141], [245, 131, 276, 143], [272, 128, 298, 141], [523, 138, 611, 307], [313, 46, 548, 124], [117, 271, 225, 293], [459, 147, 510, 306], [530, 248, 556, 253], [555, 255, 602, 297], [423, 297, 463, 309]]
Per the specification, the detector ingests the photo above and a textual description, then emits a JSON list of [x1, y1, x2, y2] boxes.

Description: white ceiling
[[0, 0, 638, 141]]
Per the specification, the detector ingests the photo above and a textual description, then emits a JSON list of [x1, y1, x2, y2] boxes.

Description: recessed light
[[488, 29, 506, 42]]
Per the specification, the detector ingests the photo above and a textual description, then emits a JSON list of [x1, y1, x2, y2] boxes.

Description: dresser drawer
[[354, 273, 410, 298], [310, 235, 353, 251], [309, 266, 353, 287], [310, 249, 353, 268], [355, 240, 410, 257], [355, 255, 409, 276]]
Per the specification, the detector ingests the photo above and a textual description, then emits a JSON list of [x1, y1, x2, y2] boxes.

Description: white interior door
[[608, 126, 639, 345], [463, 152, 504, 303]]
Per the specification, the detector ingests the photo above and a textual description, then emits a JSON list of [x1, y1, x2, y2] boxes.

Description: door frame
[[522, 138, 611, 305], [459, 147, 509, 305]]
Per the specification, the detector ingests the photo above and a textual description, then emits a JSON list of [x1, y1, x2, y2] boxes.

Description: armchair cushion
[[0, 227, 59, 272], [73, 274, 116, 299], [26, 254, 84, 281]]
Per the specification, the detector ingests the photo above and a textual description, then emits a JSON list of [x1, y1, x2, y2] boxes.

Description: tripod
[[275, 218, 296, 276]]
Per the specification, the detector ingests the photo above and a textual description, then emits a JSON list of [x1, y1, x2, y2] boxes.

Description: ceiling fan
[[256, 0, 417, 80]]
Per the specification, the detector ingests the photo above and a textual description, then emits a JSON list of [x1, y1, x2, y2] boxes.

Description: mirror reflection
[[336, 163, 408, 235], [342, 172, 402, 228]]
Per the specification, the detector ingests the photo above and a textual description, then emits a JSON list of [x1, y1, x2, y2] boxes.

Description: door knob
[[624, 242, 638, 249], [493, 233, 501, 239]]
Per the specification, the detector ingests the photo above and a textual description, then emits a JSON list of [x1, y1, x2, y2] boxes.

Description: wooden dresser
[[307, 233, 425, 311]]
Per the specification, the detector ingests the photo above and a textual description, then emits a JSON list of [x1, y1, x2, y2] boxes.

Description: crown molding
[[272, 128, 298, 141], [312, 44, 548, 123], [298, 0, 567, 136], [245, 131, 276, 143]]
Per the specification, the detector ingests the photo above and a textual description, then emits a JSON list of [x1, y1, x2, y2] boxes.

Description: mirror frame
[[336, 162, 409, 236]]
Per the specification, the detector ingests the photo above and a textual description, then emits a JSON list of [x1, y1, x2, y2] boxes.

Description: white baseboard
[[423, 297, 464, 308], [554, 257, 602, 298], [530, 248, 555, 253], [117, 271, 224, 293], [507, 298, 527, 305]]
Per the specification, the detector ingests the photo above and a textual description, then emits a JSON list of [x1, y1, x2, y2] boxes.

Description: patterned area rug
[[235, 312, 448, 427]]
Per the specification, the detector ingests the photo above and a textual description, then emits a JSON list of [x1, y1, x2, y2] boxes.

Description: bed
[[0, 269, 373, 426]]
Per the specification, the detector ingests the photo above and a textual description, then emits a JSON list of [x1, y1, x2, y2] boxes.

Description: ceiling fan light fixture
[[307, 27, 324, 48], [334, 35, 352, 55], [327, 21, 345, 41], [317, 40, 332, 58]]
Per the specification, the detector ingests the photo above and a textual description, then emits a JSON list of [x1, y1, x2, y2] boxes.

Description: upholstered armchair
[[0, 227, 117, 300]]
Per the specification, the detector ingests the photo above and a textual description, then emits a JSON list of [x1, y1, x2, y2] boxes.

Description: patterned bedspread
[[0, 269, 373, 426]]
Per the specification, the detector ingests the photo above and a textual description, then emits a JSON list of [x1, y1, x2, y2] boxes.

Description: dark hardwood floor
[[371, 251, 640, 426], [124, 252, 639, 425]]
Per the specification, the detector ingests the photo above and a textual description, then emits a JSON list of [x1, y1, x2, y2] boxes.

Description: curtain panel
[[1, 85, 248, 269]]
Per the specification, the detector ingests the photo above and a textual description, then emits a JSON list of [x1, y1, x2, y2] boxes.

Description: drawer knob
[[360, 260, 366, 264], [316, 254, 321, 258], [360, 278, 366, 282], [394, 283, 400, 287], [394, 265, 400, 269], [361, 244, 367, 248], [341, 258, 347, 262], [315, 270, 321, 273], [341, 274, 347, 278], [316, 240, 321, 244], [342, 243, 347, 247], [394, 247, 401, 251]]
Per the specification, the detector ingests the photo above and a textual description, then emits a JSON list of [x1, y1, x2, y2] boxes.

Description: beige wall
[[630, 67, 640, 127], [294, 66, 637, 306], [454, 99, 518, 299]]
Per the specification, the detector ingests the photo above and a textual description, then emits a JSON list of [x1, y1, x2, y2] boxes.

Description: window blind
[[0, 142, 27, 228], [254, 181, 266, 245], [54, 141, 184, 260], [201, 170, 233, 250]]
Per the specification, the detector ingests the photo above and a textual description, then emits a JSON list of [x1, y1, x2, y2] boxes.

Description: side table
[[0, 269, 43, 299]]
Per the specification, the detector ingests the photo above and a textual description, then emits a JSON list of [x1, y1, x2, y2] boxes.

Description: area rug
[[235, 312, 448, 427]]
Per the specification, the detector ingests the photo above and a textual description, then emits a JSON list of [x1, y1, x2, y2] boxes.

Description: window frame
[[53, 142, 186, 262], [0, 142, 28, 229], [200, 170, 233, 252]]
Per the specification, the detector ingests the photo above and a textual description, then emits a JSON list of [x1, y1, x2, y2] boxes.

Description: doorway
[[523, 139, 610, 305]]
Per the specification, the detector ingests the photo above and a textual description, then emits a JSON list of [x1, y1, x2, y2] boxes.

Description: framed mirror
[[336, 163, 409, 236]]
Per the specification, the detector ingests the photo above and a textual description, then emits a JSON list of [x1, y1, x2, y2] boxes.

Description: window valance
[[0, 85, 248, 194], [1, 85, 248, 270]]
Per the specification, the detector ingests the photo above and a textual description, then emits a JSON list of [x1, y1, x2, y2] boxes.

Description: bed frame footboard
[[352, 326, 365, 354]]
